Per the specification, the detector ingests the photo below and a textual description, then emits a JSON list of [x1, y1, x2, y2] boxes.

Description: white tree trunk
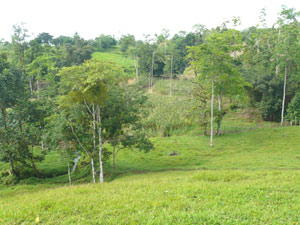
[[29, 78, 33, 97], [281, 66, 287, 126], [97, 105, 104, 183], [91, 158, 96, 184], [210, 77, 214, 147], [92, 104, 96, 155], [67, 161, 71, 185]]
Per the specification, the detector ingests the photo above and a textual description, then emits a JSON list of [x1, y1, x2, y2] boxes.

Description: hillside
[[92, 47, 135, 77]]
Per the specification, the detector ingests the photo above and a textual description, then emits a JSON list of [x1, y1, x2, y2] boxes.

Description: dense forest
[[1, 6, 300, 185]]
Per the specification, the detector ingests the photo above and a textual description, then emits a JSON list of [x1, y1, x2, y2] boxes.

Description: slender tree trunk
[[10, 160, 15, 175], [37, 79, 40, 100], [29, 77, 33, 97], [210, 77, 214, 147], [90, 104, 98, 183], [92, 104, 96, 156], [134, 54, 138, 83], [113, 144, 116, 173], [170, 54, 173, 96], [91, 157, 96, 184], [31, 157, 41, 177], [97, 105, 104, 183], [67, 161, 71, 185], [276, 65, 280, 76], [281, 66, 287, 126], [149, 52, 155, 93]]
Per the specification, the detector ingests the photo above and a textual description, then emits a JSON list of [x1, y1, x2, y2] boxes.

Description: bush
[[287, 92, 300, 122], [1, 174, 18, 185], [0, 170, 9, 179]]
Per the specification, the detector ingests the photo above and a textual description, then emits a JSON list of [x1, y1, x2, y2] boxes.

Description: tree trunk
[[149, 52, 155, 93], [29, 77, 33, 97], [37, 79, 40, 100], [170, 54, 173, 96], [134, 54, 138, 83], [92, 104, 96, 156], [91, 157, 96, 184], [210, 77, 214, 147], [276, 65, 280, 77], [67, 161, 71, 185], [113, 144, 116, 173], [91, 104, 98, 183], [97, 105, 104, 183], [10, 160, 15, 175], [31, 158, 41, 177], [281, 66, 287, 126]]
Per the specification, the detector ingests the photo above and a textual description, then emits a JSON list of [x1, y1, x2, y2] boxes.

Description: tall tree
[[188, 29, 246, 146], [275, 7, 300, 125], [58, 59, 121, 183]]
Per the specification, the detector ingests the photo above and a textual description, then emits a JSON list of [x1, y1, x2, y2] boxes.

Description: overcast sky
[[1, 0, 300, 41]]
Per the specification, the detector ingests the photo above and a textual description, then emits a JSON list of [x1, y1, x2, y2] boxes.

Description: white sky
[[1, 0, 300, 41]]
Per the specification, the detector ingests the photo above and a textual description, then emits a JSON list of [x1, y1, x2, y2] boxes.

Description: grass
[[1, 170, 300, 224], [92, 50, 135, 76], [1, 126, 300, 224], [112, 126, 300, 173]]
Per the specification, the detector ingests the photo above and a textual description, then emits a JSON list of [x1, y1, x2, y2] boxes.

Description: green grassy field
[[1, 170, 300, 224], [92, 48, 135, 77], [1, 126, 300, 224]]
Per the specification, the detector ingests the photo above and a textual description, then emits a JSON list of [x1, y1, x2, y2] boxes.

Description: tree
[[119, 34, 135, 53], [94, 34, 117, 51], [0, 54, 48, 177], [102, 83, 153, 173], [188, 29, 246, 146], [58, 59, 121, 183], [27, 54, 57, 99], [54, 33, 93, 67], [275, 7, 300, 125], [287, 92, 300, 124]]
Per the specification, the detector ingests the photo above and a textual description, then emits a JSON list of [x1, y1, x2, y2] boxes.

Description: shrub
[[1, 174, 18, 185]]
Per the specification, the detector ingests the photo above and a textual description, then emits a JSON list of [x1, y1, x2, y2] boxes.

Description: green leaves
[[58, 59, 122, 106]]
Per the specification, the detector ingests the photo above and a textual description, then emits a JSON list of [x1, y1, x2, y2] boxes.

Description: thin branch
[[84, 100, 93, 115], [67, 118, 90, 156]]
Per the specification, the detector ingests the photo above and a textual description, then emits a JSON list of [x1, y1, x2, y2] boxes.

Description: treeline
[[1, 6, 300, 183]]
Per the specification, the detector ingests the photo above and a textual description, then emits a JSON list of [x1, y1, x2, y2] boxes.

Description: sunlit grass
[[1, 170, 300, 224]]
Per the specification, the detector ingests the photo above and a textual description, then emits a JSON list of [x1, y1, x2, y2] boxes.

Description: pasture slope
[[1, 126, 300, 224]]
